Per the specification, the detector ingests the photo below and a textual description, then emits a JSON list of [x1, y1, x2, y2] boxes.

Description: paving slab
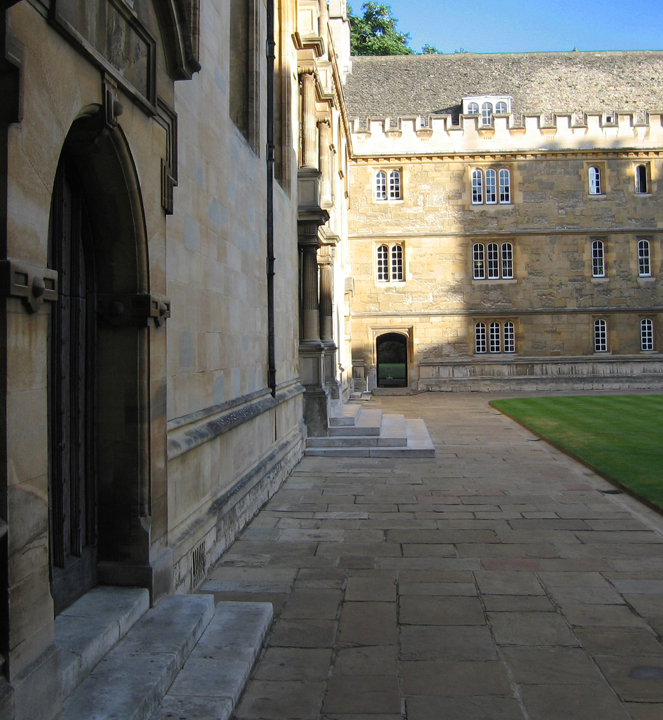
[[574, 627, 663, 656], [400, 625, 498, 661], [519, 684, 632, 720], [405, 696, 525, 720], [500, 647, 606, 685], [194, 393, 663, 720]]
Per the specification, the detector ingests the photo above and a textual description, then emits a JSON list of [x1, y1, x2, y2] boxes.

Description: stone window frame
[[591, 238, 607, 279], [640, 317, 655, 352], [229, 0, 261, 153], [374, 168, 402, 202], [593, 317, 609, 353], [375, 241, 405, 283], [472, 241, 515, 281], [474, 319, 517, 354], [635, 163, 651, 195], [585, 162, 607, 197], [637, 237, 652, 278], [471, 166, 512, 206]]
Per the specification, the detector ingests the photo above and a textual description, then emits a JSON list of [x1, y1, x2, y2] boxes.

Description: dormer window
[[463, 96, 512, 121]]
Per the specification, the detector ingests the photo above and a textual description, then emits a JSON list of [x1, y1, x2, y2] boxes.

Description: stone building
[[0, 1, 352, 717], [2, 3, 663, 717], [345, 53, 663, 391]]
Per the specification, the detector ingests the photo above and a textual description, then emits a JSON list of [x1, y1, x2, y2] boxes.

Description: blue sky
[[370, 0, 663, 54]]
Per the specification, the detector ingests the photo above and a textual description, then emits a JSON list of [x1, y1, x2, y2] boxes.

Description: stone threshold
[[55, 586, 272, 720], [305, 404, 435, 457], [59, 592, 214, 720], [148, 601, 273, 720], [56, 586, 151, 700]]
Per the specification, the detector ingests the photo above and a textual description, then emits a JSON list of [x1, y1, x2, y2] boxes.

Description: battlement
[[350, 109, 663, 157]]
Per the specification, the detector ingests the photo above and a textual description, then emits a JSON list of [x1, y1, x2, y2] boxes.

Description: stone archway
[[48, 110, 151, 613], [376, 332, 408, 388]]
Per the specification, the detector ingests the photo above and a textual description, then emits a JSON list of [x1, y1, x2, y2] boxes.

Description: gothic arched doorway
[[376, 333, 408, 388], [48, 154, 97, 613], [48, 112, 151, 614]]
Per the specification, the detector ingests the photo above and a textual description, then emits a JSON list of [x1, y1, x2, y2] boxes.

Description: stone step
[[59, 594, 215, 720], [149, 601, 273, 720], [369, 419, 436, 458], [377, 413, 408, 447], [328, 408, 383, 436], [56, 586, 150, 701], [305, 418, 435, 458], [308, 435, 379, 447], [328, 402, 362, 426]]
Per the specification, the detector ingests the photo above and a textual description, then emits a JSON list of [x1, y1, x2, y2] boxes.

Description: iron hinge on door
[[0, 258, 58, 313], [98, 293, 171, 327]]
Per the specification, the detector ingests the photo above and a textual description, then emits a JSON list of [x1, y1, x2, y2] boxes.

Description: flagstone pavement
[[198, 392, 663, 720]]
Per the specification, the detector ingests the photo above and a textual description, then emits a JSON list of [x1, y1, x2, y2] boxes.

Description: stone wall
[[348, 123, 663, 391]]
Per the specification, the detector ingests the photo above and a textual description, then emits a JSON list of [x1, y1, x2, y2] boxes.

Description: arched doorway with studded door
[[48, 110, 152, 614], [376, 332, 408, 389]]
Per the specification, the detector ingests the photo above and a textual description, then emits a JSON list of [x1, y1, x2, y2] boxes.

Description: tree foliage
[[348, 3, 413, 56], [421, 44, 442, 54]]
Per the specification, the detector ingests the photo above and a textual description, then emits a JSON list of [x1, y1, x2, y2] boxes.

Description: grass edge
[[488, 399, 663, 517]]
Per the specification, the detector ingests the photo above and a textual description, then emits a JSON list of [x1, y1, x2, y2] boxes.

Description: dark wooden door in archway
[[377, 333, 408, 388], [49, 158, 97, 614]]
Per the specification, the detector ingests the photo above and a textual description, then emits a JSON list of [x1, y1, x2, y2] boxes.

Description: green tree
[[421, 44, 442, 54], [348, 3, 413, 56]]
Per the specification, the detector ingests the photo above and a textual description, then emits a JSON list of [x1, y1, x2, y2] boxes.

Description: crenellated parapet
[[351, 109, 663, 157]]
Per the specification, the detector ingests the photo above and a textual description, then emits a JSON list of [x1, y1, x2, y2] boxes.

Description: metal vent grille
[[191, 541, 206, 588]]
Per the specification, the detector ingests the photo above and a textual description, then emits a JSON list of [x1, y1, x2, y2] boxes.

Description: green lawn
[[490, 395, 663, 511]]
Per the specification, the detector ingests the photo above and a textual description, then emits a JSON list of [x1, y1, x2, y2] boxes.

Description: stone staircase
[[305, 403, 435, 457], [53, 587, 271, 720]]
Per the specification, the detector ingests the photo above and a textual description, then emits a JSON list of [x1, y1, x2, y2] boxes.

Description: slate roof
[[344, 52, 663, 124]]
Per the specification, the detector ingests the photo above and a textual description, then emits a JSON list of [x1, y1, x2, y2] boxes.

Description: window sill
[[472, 278, 517, 285], [591, 276, 609, 283], [474, 352, 518, 357], [637, 276, 656, 284], [469, 203, 514, 210]]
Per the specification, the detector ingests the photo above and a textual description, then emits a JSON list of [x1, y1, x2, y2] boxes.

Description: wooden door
[[49, 159, 97, 614]]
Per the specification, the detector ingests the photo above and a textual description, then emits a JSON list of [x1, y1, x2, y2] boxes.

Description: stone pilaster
[[318, 118, 332, 207], [319, 256, 333, 344], [301, 238, 321, 345], [300, 71, 318, 169], [298, 212, 329, 437]]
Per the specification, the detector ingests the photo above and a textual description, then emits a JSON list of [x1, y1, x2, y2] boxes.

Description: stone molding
[[419, 354, 663, 390], [351, 111, 663, 158], [167, 382, 305, 460]]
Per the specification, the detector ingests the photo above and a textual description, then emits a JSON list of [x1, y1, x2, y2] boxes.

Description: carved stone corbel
[[0, 258, 58, 313], [98, 293, 171, 327]]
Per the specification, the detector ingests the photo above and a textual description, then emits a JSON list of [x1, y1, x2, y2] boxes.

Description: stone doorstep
[[328, 422, 382, 437], [306, 417, 435, 458], [308, 435, 381, 447], [55, 586, 151, 700], [59, 594, 215, 720], [328, 403, 362, 426], [149, 601, 274, 720]]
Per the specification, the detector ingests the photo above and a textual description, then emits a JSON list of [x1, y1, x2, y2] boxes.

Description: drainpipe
[[266, 0, 276, 397]]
